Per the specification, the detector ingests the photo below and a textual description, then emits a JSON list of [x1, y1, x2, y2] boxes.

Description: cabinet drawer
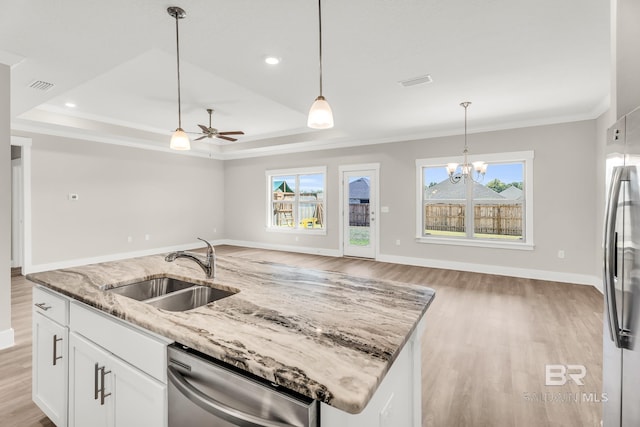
[[33, 286, 69, 325], [69, 302, 169, 383]]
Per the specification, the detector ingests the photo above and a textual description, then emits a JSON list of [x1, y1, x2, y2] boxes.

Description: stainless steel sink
[[108, 277, 235, 311], [146, 286, 234, 312], [108, 277, 197, 301]]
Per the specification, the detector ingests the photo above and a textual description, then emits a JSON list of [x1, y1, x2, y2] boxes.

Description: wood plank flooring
[[0, 246, 603, 427]]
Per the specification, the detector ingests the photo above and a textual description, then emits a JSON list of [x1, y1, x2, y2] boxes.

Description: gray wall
[[19, 132, 225, 266], [1, 64, 11, 347], [225, 120, 598, 279], [616, 0, 640, 118]]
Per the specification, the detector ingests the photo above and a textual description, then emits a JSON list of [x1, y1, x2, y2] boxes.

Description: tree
[[487, 179, 524, 193], [486, 179, 508, 193]]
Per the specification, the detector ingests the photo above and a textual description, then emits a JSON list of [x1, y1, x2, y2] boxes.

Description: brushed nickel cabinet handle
[[99, 366, 112, 405], [52, 334, 63, 366], [34, 302, 51, 311], [94, 363, 100, 400]]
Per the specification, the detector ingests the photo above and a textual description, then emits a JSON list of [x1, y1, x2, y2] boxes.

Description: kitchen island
[[28, 252, 435, 426]]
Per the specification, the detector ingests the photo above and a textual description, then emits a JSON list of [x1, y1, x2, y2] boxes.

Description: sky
[[424, 162, 524, 186]]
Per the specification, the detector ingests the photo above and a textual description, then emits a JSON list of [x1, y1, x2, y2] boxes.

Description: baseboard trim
[[376, 253, 602, 290], [0, 328, 15, 350], [26, 239, 603, 292], [26, 239, 225, 274], [222, 239, 343, 258]]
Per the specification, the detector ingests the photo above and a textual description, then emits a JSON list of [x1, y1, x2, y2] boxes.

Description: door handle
[[52, 334, 63, 366], [168, 366, 297, 427], [604, 166, 625, 348]]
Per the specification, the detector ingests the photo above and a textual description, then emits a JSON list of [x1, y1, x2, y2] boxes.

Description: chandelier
[[446, 102, 487, 184]]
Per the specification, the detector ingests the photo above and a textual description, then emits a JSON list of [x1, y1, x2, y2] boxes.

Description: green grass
[[349, 227, 370, 246]]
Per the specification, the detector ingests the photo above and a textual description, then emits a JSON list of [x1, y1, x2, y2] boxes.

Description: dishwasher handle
[[168, 366, 298, 427]]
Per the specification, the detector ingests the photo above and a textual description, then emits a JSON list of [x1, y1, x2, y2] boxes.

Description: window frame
[[415, 151, 534, 250], [265, 166, 327, 235]]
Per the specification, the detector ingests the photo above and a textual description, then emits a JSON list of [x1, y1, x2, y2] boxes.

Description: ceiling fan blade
[[216, 135, 237, 142], [218, 131, 244, 135], [197, 124, 209, 132], [194, 135, 208, 141]]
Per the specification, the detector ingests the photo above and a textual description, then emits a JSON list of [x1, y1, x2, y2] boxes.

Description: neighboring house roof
[[273, 180, 294, 193], [349, 178, 370, 200], [500, 186, 524, 200], [424, 179, 505, 200]]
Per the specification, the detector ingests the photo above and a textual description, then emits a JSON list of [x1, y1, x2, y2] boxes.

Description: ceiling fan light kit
[[193, 108, 245, 142], [307, 0, 334, 130]]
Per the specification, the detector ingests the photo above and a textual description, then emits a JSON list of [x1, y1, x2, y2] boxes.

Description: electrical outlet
[[145, 234, 150, 241], [395, 239, 401, 246], [127, 236, 133, 243], [558, 250, 565, 259]]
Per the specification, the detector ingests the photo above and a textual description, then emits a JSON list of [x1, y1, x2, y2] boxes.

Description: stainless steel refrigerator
[[603, 106, 640, 426]]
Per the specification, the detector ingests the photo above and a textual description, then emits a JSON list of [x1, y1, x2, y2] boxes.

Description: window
[[416, 151, 534, 249], [266, 167, 326, 233]]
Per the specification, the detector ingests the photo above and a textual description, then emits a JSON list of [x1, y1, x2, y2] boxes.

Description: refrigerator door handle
[[604, 165, 624, 348]]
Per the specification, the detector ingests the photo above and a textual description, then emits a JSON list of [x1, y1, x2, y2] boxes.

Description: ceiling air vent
[[28, 80, 55, 91], [398, 74, 433, 87]]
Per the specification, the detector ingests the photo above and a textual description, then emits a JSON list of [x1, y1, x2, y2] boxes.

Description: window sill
[[415, 236, 534, 250], [266, 227, 327, 236]]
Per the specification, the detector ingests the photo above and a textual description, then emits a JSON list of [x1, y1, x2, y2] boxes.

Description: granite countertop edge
[[27, 253, 435, 414]]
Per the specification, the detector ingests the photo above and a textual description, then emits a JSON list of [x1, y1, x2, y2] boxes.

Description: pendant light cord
[[175, 13, 183, 129], [318, 0, 323, 97]]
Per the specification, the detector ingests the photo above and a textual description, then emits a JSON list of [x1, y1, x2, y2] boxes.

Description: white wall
[[15, 131, 225, 269], [224, 120, 598, 284], [616, 0, 640, 118], [0, 64, 14, 349]]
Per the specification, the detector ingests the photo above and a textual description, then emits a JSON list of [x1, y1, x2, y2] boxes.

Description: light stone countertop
[[27, 253, 435, 414]]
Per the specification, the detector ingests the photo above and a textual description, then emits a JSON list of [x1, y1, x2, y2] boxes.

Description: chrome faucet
[[165, 238, 216, 279]]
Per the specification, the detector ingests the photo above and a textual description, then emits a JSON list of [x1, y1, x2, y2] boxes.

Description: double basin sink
[[108, 277, 234, 312]]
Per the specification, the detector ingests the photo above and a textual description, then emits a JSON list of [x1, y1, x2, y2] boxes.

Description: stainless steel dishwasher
[[167, 343, 319, 427]]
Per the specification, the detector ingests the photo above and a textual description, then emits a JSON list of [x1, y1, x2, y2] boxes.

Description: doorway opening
[[11, 136, 32, 275], [340, 164, 379, 259]]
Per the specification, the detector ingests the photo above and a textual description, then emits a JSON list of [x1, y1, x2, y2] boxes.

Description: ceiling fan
[[193, 108, 244, 142]]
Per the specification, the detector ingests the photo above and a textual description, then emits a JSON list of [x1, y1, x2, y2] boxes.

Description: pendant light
[[307, 0, 334, 129], [445, 102, 487, 183], [168, 6, 191, 151]]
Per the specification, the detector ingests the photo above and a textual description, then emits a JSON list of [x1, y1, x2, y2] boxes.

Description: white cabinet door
[[111, 353, 166, 427], [32, 312, 68, 427], [68, 332, 111, 427], [69, 332, 167, 427]]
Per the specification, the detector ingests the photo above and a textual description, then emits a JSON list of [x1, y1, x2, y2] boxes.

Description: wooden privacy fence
[[349, 204, 370, 226], [425, 203, 523, 236]]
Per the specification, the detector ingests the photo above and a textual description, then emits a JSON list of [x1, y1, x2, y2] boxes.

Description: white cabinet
[[32, 287, 69, 427], [68, 332, 166, 427], [320, 317, 425, 427], [32, 286, 169, 427]]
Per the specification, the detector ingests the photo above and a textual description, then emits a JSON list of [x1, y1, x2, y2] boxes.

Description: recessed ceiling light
[[65, 102, 76, 108], [265, 56, 281, 65]]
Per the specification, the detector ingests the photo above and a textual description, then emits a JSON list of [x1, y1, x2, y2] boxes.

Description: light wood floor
[[1, 245, 603, 427]]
